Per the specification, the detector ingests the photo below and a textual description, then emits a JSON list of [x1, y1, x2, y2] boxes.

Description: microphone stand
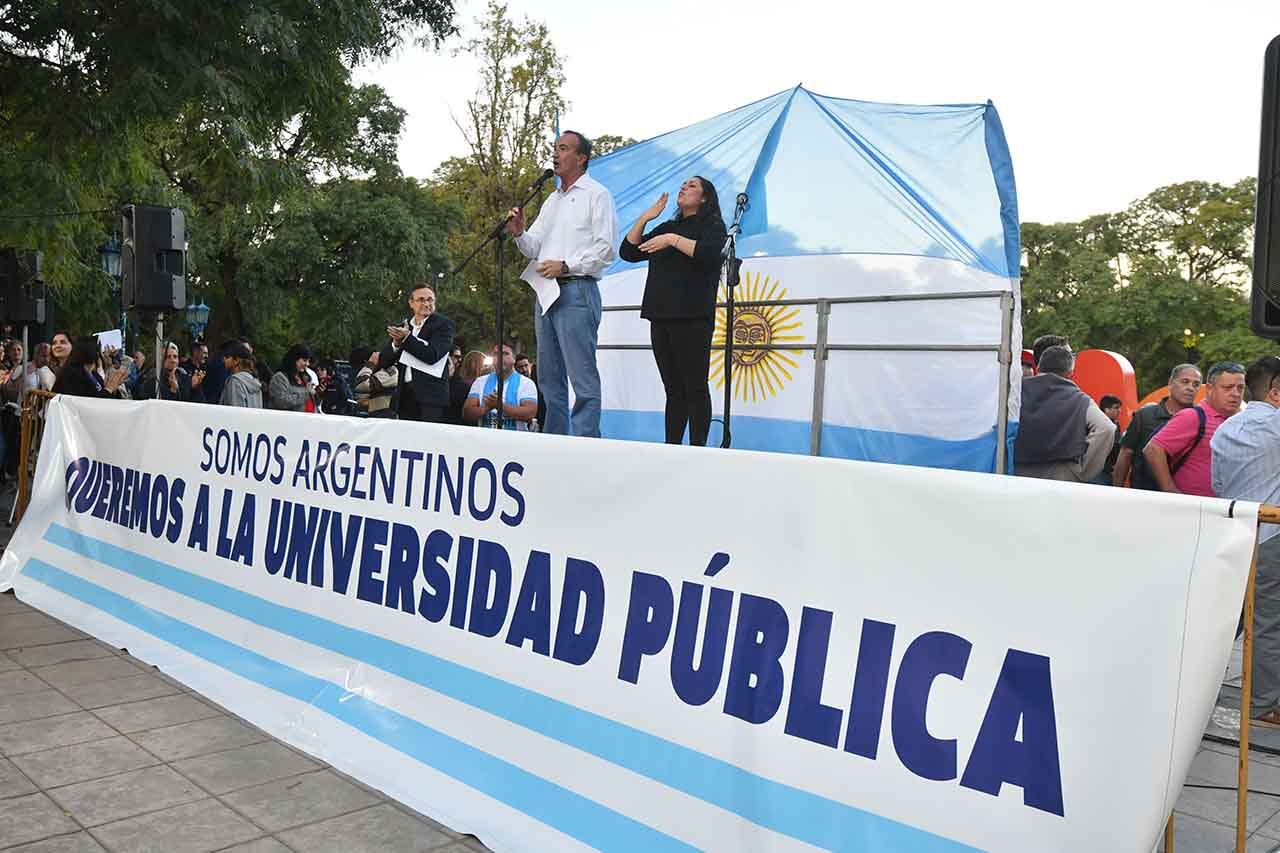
[[450, 169, 555, 428], [719, 193, 747, 448]]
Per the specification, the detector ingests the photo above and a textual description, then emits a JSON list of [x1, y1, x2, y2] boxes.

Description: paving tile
[[221, 769, 382, 832], [0, 689, 80, 725], [5, 831, 109, 852], [1176, 780, 1280, 833], [11, 735, 157, 788], [0, 650, 20, 671], [172, 742, 318, 795], [59, 674, 181, 709], [47, 764, 205, 827], [215, 841, 291, 853], [131, 715, 266, 762], [0, 792, 80, 849], [91, 694, 221, 734], [31, 657, 143, 689], [0, 625, 88, 649], [0, 611, 61, 631], [1248, 832, 1280, 852], [0, 592, 32, 614], [0, 755, 38, 798], [91, 798, 260, 853], [393, 802, 461, 840], [1251, 803, 1280, 840], [277, 803, 453, 852], [0, 711, 117, 756], [1191, 747, 1280, 791], [0, 669, 52, 696], [7, 640, 117, 669]]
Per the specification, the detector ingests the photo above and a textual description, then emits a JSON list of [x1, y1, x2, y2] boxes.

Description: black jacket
[[619, 214, 728, 321], [379, 312, 455, 410], [52, 366, 114, 399]]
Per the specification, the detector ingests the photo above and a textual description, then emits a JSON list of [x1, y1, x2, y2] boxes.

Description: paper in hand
[[95, 329, 123, 352], [521, 261, 560, 315]]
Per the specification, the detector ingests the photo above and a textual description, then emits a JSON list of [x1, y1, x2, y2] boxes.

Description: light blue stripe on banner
[[602, 409, 1001, 473], [21, 557, 694, 853], [42, 523, 981, 853]]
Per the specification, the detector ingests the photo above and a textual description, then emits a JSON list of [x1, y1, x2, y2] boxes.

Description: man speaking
[[380, 282, 455, 423], [507, 131, 618, 437]]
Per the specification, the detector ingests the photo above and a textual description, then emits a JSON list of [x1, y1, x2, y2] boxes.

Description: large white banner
[[0, 397, 1257, 852]]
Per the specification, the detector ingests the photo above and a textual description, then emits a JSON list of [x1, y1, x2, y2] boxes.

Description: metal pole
[[154, 316, 163, 400], [1165, 812, 1175, 852], [1237, 540, 1260, 853], [994, 290, 1015, 475], [809, 300, 830, 456]]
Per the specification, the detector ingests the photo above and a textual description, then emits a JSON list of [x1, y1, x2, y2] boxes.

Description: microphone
[[531, 168, 555, 191]]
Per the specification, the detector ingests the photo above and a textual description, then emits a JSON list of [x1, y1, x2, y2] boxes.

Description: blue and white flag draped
[[590, 85, 1021, 472]]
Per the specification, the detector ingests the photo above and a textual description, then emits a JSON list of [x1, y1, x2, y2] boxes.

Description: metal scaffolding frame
[[600, 289, 1017, 473]]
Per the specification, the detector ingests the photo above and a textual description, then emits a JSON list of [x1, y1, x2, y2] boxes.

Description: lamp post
[[184, 300, 210, 343], [99, 235, 125, 343], [1183, 327, 1205, 364]]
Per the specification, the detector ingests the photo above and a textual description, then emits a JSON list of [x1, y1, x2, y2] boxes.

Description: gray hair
[[1168, 363, 1201, 384], [1037, 345, 1075, 377]]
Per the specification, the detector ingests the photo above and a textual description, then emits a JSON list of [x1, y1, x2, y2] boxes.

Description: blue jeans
[[535, 279, 602, 437]]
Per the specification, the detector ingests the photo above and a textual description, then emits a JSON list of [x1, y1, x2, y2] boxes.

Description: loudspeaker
[[0, 249, 45, 325], [122, 204, 186, 312], [1252, 34, 1280, 338]]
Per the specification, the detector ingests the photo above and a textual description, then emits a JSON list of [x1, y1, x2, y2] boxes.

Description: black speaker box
[[0, 249, 45, 325], [1252, 35, 1280, 337], [122, 204, 186, 312]]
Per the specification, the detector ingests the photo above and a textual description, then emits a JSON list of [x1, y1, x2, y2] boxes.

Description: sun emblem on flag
[[710, 271, 804, 402]]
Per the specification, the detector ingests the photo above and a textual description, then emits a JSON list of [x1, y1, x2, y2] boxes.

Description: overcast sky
[[356, 0, 1279, 224]]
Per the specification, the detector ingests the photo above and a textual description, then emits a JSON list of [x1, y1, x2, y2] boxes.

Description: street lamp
[[1183, 327, 1205, 362], [99, 237, 122, 280], [184, 300, 210, 341], [99, 235, 126, 345]]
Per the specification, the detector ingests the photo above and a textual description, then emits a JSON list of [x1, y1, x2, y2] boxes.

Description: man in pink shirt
[[1144, 361, 1245, 496]]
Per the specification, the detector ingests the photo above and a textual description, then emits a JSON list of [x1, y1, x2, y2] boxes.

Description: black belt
[[556, 276, 597, 285]]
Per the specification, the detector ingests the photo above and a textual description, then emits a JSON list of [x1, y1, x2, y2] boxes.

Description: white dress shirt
[[514, 172, 618, 279]]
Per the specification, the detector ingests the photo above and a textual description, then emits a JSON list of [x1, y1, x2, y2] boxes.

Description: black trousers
[[399, 382, 445, 424], [650, 318, 714, 446]]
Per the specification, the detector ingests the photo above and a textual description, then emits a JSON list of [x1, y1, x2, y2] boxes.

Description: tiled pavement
[[4, 590, 1280, 853], [0, 590, 495, 852]]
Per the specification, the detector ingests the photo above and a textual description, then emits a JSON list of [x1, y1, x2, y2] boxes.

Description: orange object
[[1071, 349, 1139, 431]]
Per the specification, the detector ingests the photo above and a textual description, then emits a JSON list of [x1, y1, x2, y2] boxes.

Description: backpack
[[1131, 406, 1206, 489]]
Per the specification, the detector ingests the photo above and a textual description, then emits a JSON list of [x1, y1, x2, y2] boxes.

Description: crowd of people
[[30, 323, 546, 433], [1015, 334, 1280, 729]]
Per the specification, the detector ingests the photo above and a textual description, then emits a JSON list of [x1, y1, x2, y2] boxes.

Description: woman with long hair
[[51, 336, 129, 398], [268, 343, 316, 412], [618, 176, 728, 446], [48, 331, 73, 376], [448, 350, 490, 425]]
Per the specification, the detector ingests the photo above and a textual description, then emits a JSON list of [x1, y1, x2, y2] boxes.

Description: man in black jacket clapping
[[380, 283, 455, 423]]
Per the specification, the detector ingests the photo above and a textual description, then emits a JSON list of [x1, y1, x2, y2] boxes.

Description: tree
[[1, 0, 459, 332], [433, 1, 566, 351], [593, 135, 638, 158], [1021, 178, 1265, 393]]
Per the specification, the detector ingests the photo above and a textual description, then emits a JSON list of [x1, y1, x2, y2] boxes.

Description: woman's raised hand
[[642, 192, 669, 222]]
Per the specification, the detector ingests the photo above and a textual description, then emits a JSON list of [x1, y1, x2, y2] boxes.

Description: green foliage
[[1021, 178, 1272, 394], [1, 0, 458, 354], [235, 176, 460, 365], [433, 1, 567, 352]]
